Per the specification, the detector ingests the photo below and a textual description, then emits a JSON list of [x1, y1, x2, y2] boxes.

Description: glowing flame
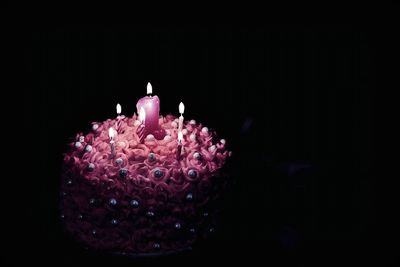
[[147, 82, 152, 95], [179, 102, 185, 114], [139, 107, 146, 123], [178, 131, 183, 142], [116, 103, 121, 115]]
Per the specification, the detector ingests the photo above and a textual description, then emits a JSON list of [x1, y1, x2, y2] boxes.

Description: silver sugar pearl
[[85, 145, 92, 152], [78, 214, 83, 220], [60, 214, 65, 219], [75, 141, 82, 148], [148, 153, 156, 161], [209, 227, 215, 233], [153, 243, 161, 249], [174, 222, 182, 229], [203, 212, 209, 217], [130, 199, 139, 208], [111, 219, 118, 225], [87, 163, 95, 171], [208, 145, 216, 152], [188, 169, 197, 178], [146, 134, 155, 141], [186, 193, 193, 201], [109, 198, 117, 206], [67, 180, 72, 185], [92, 229, 97, 235], [79, 136, 85, 143], [92, 124, 99, 130], [154, 169, 163, 179], [119, 168, 128, 178], [147, 211, 155, 217], [115, 158, 123, 165], [189, 133, 196, 141], [189, 228, 195, 233], [89, 198, 96, 205], [193, 152, 202, 160]]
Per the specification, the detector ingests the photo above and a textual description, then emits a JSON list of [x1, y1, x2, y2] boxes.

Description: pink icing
[[61, 114, 231, 254]]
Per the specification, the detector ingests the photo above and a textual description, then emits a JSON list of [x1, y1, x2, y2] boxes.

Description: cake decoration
[[61, 82, 232, 255]]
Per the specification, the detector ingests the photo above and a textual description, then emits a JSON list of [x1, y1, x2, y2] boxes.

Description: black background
[[19, 24, 386, 265]]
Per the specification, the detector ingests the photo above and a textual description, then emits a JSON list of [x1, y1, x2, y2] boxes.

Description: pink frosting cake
[[61, 114, 232, 254]]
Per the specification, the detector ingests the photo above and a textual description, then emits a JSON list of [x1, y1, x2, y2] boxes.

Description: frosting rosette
[[61, 114, 231, 255]]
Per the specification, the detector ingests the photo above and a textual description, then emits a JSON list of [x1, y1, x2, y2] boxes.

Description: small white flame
[[147, 82, 152, 95], [109, 127, 115, 141], [178, 131, 183, 142], [139, 107, 146, 123], [116, 103, 121, 115], [179, 102, 185, 114]]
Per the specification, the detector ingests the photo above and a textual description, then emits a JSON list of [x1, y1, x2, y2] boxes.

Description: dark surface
[[18, 24, 386, 265]]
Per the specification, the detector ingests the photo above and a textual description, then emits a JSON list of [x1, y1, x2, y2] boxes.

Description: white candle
[[109, 127, 116, 158], [109, 128, 115, 143], [178, 102, 185, 132], [115, 103, 123, 131], [176, 130, 183, 160], [136, 107, 146, 143], [178, 130, 183, 144]]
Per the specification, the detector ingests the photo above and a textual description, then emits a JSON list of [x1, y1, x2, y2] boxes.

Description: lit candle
[[178, 130, 183, 143], [136, 82, 165, 140], [176, 130, 183, 160], [109, 127, 116, 158], [136, 107, 146, 143], [116, 103, 122, 132], [178, 102, 185, 132]]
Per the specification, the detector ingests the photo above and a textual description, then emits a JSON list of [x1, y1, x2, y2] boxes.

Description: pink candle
[[136, 82, 165, 140]]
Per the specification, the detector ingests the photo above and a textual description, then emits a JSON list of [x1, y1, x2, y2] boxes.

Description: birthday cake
[[61, 98, 232, 254]]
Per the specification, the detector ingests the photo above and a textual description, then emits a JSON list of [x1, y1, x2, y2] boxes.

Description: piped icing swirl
[[61, 114, 231, 253], [64, 114, 231, 184]]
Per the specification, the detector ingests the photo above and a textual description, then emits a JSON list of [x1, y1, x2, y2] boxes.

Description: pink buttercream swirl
[[61, 114, 231, 254]]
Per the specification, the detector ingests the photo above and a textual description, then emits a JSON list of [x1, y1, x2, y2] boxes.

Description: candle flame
[[116, 103, 121, 115], [139, 107, 146, 123], [109, 127, 115, 140], [147, 82, 152, 95], [179, 102, 185, 114], [178, 131, 183, 142]]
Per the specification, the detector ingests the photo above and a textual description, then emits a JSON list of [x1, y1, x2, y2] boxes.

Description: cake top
[[64, 114, 231, 184]]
